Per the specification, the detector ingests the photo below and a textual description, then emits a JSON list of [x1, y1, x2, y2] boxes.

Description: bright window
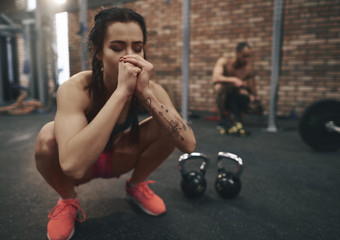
[[27, 0, 36, 11], [55, 12, 70, 85]]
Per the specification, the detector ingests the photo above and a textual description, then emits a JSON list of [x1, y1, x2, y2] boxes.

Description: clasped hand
[[117, 54, 153, 97]]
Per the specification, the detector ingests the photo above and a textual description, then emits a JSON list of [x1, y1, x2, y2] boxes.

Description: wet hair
[[86, 7, 147, 149], [236, 42, 251, 53], [88, 7, 147, 60]]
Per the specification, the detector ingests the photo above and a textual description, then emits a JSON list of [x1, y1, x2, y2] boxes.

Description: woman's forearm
[[138, 89, 196, 153]]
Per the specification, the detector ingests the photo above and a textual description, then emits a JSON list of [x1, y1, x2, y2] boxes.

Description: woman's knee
[[147, 118, 176, 151], [140, 117, 169, 140], [35, 122, 58, 164]]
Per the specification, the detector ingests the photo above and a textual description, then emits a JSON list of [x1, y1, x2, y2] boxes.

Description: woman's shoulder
[[59, 71, 92, 91], [69, 70, 92, 85], [56, 71, 92, 105]]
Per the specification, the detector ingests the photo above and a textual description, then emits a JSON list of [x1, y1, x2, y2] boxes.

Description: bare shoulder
[[56, 71, 92, 111], [57, 71, 91, 96], [216, 57, 228, 66]]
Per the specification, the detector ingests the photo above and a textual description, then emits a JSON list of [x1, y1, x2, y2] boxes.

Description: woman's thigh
[[110, 116, 172, 176], [36, 121, 94, 185]]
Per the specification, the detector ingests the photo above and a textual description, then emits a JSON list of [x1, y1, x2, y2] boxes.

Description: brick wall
[[280, 0, 340, 115], [68, 0, 340, 116]]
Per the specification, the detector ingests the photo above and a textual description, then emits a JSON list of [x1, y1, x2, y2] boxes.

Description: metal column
[[0, 38, 4, 105], [181, 0, 190, 122], [79, 0, 88, 70], [35, 0, 49, 106], [6, 36, 14, 86], [266, 0, 284, 132], [23, 19, 36, 99]]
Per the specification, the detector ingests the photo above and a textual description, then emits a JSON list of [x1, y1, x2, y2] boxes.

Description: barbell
[[298, 99, 340, 151]]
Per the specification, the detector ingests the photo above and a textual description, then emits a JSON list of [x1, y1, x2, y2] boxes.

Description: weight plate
[[298, 99, 340, 151]]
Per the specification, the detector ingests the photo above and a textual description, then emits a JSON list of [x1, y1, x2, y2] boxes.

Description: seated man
[[212, 42, 260, 136]]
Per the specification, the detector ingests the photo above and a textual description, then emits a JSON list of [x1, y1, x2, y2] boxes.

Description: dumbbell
[[178, 152, 209, 198], [215, 152, 244, 199]]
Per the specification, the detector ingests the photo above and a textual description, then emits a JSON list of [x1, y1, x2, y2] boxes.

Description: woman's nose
[[126, 47, 133, 55]]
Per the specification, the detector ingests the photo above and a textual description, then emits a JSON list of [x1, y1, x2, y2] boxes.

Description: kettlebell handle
[[217, 152, 244, 178], [178, 152, 210, 176]]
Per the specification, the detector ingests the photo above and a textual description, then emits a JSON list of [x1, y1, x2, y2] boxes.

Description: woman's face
[[97, 21, 144, 89]]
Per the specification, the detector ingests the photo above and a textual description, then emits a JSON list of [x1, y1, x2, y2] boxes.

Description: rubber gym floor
[[0, 109, 339, 240]]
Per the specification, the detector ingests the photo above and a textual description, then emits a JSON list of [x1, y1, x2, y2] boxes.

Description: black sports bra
[[104, 99, 139, 151]]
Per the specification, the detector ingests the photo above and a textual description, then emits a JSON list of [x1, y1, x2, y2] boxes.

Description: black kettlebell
[[178, 152, 210, 198], [215, 152, 244, 199]]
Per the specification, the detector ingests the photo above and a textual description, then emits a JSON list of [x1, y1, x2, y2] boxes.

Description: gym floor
[[0, 109, 339, 240]]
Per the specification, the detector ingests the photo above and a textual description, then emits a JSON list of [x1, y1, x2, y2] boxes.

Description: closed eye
[[111, 47, 123, 52], [133, 47, 143, 53], [133, 42, 143, 53], [110, 42, 124, 52], [109, 41, 144, 53]]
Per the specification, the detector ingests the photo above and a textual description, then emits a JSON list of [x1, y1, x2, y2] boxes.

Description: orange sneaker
[[126, 179, 166, 216], [47, 198, 86, 240]]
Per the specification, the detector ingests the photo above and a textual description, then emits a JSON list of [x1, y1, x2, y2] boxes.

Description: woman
[[35, 7, 196, 240]]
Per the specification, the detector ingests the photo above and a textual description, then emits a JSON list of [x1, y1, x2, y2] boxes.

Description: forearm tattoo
[[143, 97, 188, 141]]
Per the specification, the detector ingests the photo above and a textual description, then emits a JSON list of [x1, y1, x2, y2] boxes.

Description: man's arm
[[246, 68, 260, 101], [212, 58, 244, 87], [248, 76, 257, 95]]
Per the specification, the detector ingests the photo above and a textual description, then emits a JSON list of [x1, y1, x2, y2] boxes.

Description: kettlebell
[[215, 152, 244, 199], [178, 152, 210, 198]]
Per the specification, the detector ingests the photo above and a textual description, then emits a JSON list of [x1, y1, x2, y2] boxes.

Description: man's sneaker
[[219, 127, 227, 135], [217, 119, 231, 135], [47, 198, 86, 240], [126, 179, 166, 216], [227, 122, 250, 137]]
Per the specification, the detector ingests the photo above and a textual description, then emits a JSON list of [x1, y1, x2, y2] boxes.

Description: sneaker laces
[[133, 180, 156, 199], [48, 199, 86, 223]]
